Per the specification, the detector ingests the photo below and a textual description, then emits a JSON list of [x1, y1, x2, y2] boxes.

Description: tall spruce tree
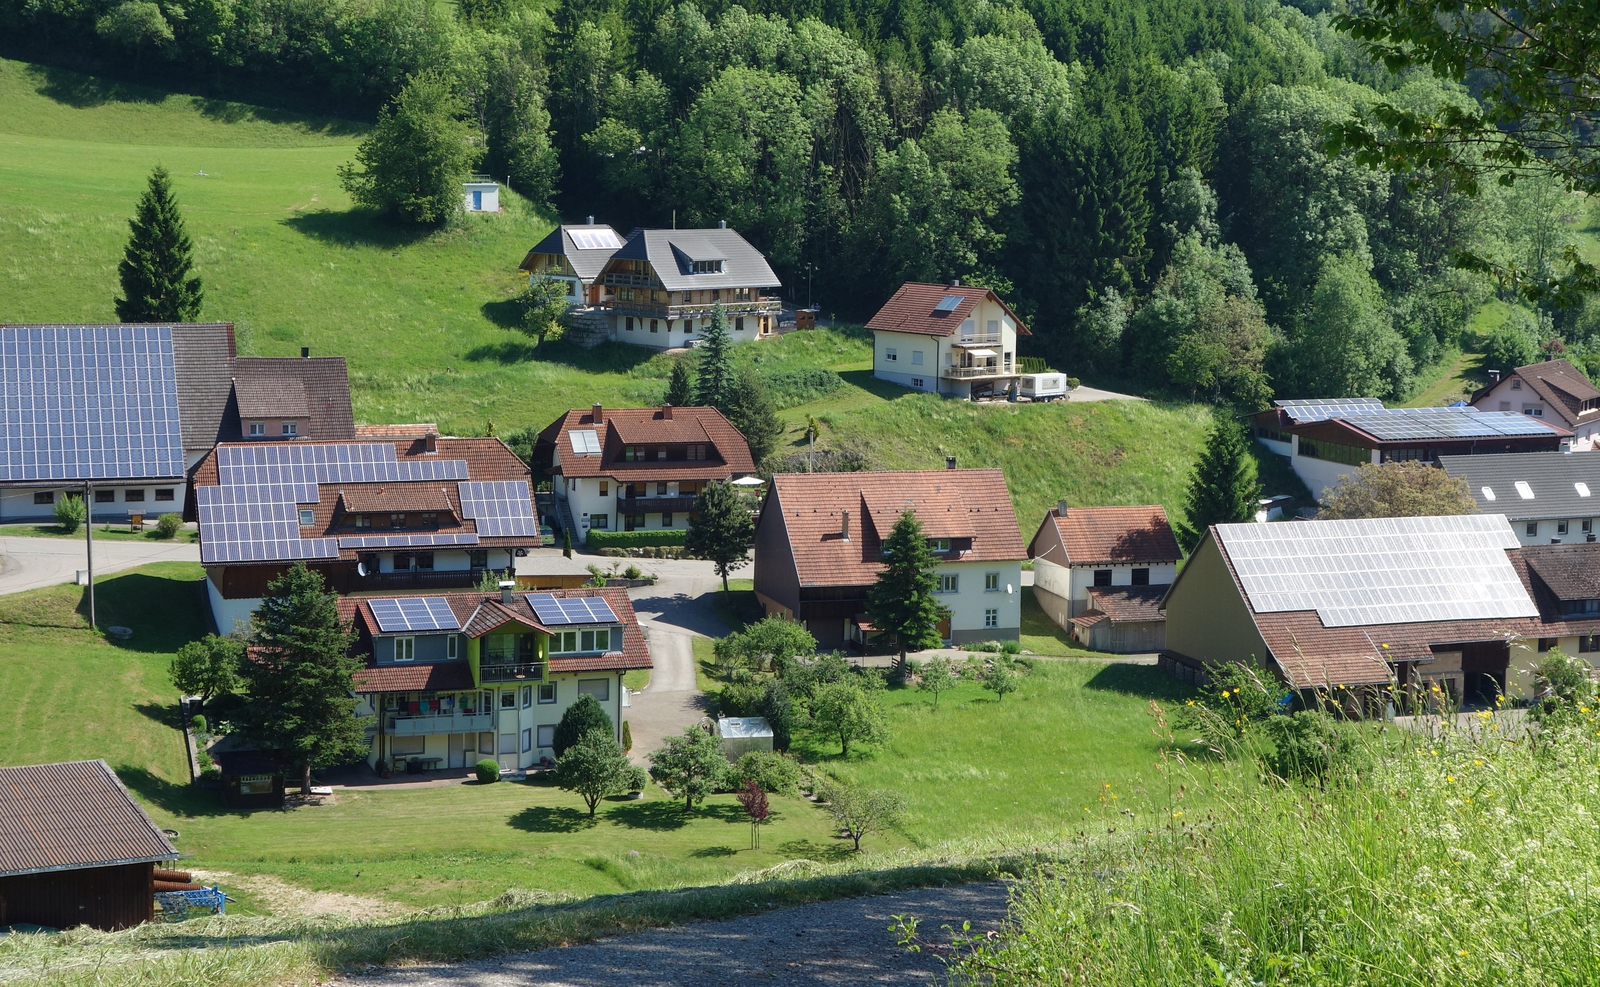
[[694, 303, 738, 411], [866, 510, 944, 663], [665, 357, 695, 407], [725, 366, 782, 464], [685, 480, 755, 591], [237, 562, 371, 793], [116, 166, 203, 323], [1178, 417, 1259, 552]]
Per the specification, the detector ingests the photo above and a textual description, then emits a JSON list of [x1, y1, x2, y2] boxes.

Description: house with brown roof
[[1471, 358, 1600, 449], [752, 468, 1027, 649], [1028, 501, 1181, 629], [533, 403, 756, 542], [0, 760, 179, 931], [866, 282, 1031, 400], [1160, 514, 1559, 710], [340, 585, 651, 773], [191, 434, 539, 633]]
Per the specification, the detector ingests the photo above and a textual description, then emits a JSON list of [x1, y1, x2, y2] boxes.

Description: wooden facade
[[0, 862, 155, 931]]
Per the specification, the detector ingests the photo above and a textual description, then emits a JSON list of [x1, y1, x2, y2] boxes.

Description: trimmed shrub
[[190, 714, 207, 734], [586, 529, 688, 550], [155, 512, 184, 538], [621, 719, 633, 751], [475, 758, 501, 783], [624, 764, 649, 792], [734, 750, 800, 795], [715, 680, 764, 717], [54, 494, 86, 534]]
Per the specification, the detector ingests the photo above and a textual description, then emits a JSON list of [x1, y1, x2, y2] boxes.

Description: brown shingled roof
[[229, 357, 355, 441], [1523, 542, 1600, 601], [766, 470, 1025, 587], [1033, 506, 1182, 567], [534, 406, 755, 480], [0, 760, 178, 878], [1472, 358, 1600, 429], [1085, 585, 1168, 623], [864, 282, 1031, 338]]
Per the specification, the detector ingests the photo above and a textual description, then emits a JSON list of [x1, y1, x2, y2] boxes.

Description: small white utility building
[[463, 179, 499, 213]]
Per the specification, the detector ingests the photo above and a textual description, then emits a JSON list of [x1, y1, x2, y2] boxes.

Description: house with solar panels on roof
[[518, 219, 624, 308], [190, 434, 541, 633], [341, 585, 651, 773], [534, 402, 757, 543], [867, 282, 1031, 401], [1160, 514, 1559, 711], [1248, 398, 1571, 501], [1469, 358, 1600, 449], [0, 323, 356, 524]]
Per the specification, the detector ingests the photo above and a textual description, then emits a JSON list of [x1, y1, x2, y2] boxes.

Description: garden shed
[[212, 748, 286, 810], [714, 717, 773, 760], [0, 760, 179, 931]]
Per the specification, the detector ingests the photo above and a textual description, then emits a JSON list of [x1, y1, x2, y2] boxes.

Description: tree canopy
[[340, 71, 478, 224], [1317, 462, 1477, 520]]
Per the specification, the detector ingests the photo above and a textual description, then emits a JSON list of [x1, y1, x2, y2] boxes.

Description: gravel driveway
[[331, 882, 1012, 986]]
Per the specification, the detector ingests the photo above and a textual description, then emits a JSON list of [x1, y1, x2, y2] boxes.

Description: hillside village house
[[0, 323, 354, 523], [343, 586, 650, 773], [866, 282, 1031, 400], [534, 403, 756, 541], [1249, 398, 1569, 499], [518, 223, 782, 349], [1028, 502, 1181, 653], [191, 433, 539, 633], [753, 468, 1027, 649], [1161, 514, 1556, 710], [1441, 450, 1600, 545], [1471, 358, 1600, 449]]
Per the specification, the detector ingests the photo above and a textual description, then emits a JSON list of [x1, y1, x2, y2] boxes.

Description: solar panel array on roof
[[569, 229, 621, 251], [526, 593, 618, 625], [933, 295, 963, 312], [569, 429, 601, 456], [216, 443, 467, 486], [0, 325, 185, 482], [1340, 408, 1559, 441], [369, 597, 461, 632], [1272, 397, 1384, 422], [337, 533, 480, 549], [195, 485, 340, 563], [1215, 514, 1537, 628], [458, 480, 540, 537]]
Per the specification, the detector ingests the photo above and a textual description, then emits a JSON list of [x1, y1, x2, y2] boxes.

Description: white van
[[1017, 372, 1069, 402]]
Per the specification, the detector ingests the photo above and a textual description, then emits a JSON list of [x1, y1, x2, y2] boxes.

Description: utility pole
[[84, 482, 95, 630], [805, 263, 814, 309]]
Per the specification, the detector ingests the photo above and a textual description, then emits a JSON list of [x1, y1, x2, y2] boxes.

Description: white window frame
[[538, 682, 556, 704], [885, 347, 897, 362], [938, 574, 959, 594], [984, 571, 1000, 592], [298, 509, 314, 526], [249, 422, 265, 436], [578, 678, 611, 702], [984, 608, 999, 629], [393, 637, 415, 662], [500, 690, 516, 709], [447, 635, 458, 659], [282, 421, 298, 436]]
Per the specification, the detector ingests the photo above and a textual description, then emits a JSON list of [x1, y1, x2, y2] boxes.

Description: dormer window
[[690, 260, 725, 274], [249, 422, 265, 437], [390, 513, 406, 529], [929, 538, 951, 553], [354, 514, 372, 529], [1561, 598, 1600, 617], [282, 422, 298, 436]]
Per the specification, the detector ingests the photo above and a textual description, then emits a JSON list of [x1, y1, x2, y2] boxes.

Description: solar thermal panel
[[569, 430, 601, 456], [1214, 515, 1536, 628], [933, 295, 963, 312], [369, 597, 461, 632]]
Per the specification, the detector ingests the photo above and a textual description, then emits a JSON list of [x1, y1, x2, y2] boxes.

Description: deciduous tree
[[686, 480, 754, 592], [116, 166, 203, 323], [918, 656, 956, 709], [736, 779, 769, 848], [516, 274, 569, 346], [979, 655, 1019, 701], [713, 616, 816, 674], [821, 779, 905, 851], [1318, 462, 1476, 519], [170, 634, 243, 709], [553, 729, 633, 816], [866, 510, 944, 662], [339, 72, 478, 224], [648, 726, 728, 812], [237, 563, 370, 794], [810, 680, 887, 756]]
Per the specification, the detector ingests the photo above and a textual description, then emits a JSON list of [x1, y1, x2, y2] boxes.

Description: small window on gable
[[1512, 380, 1523, 390], [249, 422, 265, 436]]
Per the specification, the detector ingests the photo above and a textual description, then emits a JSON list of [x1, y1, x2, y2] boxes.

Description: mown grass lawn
[[0, 522, 199, 543]]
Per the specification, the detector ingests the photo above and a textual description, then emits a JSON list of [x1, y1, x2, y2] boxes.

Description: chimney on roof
[[1057, 499, 1068, 517], [661, 403, 673, 420], [841, 510, 850, 541], [301, 346, 310, 358], [592, 402, 603, 423], [587, 215, 595, 225], [946, 456, 957, 470], [499, 579, 515, 605], [424, 432, 438, 454], [718, 219, 727, 229], [950, 278, 961, 287]]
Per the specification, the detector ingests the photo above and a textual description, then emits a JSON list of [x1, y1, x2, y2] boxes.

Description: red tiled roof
[[1085, 585, 1168, 623], [352, 663, 476, 693], [765, 470, 1025, 587], [1033, 506, 1182, 567], [335, 483, 457, 515], [355, 423, 439, 439], [535, 406, 755, 480], [0, 760, 178, 878], [864, 282, 1031, 338]]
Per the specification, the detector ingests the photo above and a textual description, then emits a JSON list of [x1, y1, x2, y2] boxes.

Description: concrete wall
[[1162, 537, 1271, 668], [1, 483, 184, 524]]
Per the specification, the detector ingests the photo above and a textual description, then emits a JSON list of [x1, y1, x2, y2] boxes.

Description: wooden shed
[[0, 760, 179, 931], [212, 748, 287, 810]]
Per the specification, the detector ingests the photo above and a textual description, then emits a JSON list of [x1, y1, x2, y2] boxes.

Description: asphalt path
[[0, 534, 200, 597], [622, 558, 738, 760]]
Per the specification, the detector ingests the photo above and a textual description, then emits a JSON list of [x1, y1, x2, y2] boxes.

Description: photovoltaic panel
[[1341, 409, 1561, 441], [1215, 514, 1537, 628], [458, 480, 540, 537], [0, 325, 185, 482], [526, 593, 618, 625], [368, 597, 461, 632], [194, 485, 340, 564], [337, 533, 480, 549], [1274, 397, 1384, 423], [215, 444, 467, 486]]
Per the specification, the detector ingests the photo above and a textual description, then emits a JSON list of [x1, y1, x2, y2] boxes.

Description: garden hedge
[[586, 529, 688, 550]]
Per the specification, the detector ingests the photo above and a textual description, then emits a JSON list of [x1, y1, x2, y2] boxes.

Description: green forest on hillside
[[6, 0, 1599, 409]]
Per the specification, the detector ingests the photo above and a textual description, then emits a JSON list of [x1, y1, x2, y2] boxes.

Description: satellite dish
[[1006, 584, 1015, 594], [357, 562, 367, 577]]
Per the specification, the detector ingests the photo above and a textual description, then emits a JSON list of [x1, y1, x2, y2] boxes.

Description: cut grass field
[[0, 563, 1195, 919], [0, 522, 198, 543]]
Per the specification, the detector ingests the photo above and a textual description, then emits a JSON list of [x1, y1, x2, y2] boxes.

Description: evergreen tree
[[1178, 417, 1259, 552], [665, 357, 695, 408], [237, 563, 370, 793], [725, 366, 782, 464], [116, 166, 203, 323], [694, 303, 738, 411], [551, 693, 614, 757], [866, 510, 944, 662], [685, 480, 755, 592]]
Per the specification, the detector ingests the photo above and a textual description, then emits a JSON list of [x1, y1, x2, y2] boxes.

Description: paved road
[[1066, 385, 1145, 403], [329, 881, 1012, 987], [0, 534, 200, 597]]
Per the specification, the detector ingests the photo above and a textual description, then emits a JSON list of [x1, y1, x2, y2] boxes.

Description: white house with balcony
[[597, 224, 782, 350], [866, 282, 1031, 400]]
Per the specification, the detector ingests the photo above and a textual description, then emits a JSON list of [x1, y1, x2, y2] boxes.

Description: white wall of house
[[1509, 517, 1600, 546], [0, 483, 185, 524], [610, 309, 766, 350], [207, 580, 258, 637], [871, 297, 1020, 400], [1033, 558, 1178, 618], [936, 560, 1024, 643], [560, 475, 706, 535], [1289, 435, 1379, 501]]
